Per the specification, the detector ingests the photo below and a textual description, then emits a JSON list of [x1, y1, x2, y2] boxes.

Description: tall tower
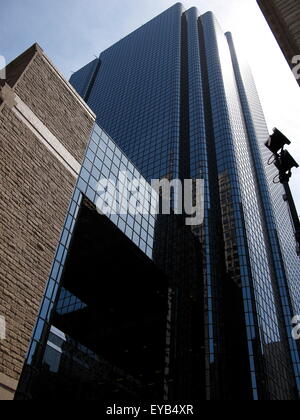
[[14, 3, 300, 401], [69, 3, 300, 400]]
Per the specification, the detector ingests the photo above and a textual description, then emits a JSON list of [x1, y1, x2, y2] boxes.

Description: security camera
[[265, 128, 291, 155]]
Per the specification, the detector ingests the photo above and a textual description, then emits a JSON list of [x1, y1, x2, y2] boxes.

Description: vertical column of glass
[[201, 11, 288, 399], [227, 33, 300, 397], [185, 7, 223, 400]]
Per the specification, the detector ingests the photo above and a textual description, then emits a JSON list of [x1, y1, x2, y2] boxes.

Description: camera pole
[[266, 128, 300, 256]]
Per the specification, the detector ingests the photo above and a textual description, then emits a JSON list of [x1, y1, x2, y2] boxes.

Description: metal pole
[[282, 180, 300, 256]]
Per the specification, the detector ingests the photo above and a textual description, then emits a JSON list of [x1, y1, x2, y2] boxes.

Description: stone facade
[[257, 0, 300, 86], [0, 44, 95, 400]]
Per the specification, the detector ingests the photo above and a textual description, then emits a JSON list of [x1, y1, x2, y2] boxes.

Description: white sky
[[1, 0, 299, 210]]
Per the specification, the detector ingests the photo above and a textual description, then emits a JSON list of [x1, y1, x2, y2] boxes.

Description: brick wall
[[13, 46, 93, 162], [0, 45, 95, 399]]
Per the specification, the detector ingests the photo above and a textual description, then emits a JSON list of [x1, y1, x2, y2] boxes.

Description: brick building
[[257, 0, 300, 85], [0, 44, 95, 399]]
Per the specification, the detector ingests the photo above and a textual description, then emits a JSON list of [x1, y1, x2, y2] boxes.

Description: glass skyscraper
[[16, 3, 300, 401]]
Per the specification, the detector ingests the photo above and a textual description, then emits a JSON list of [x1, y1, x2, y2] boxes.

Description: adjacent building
[[257, 0, 300, 85], [0, 44, 96, 399], [1, 3, 300, 401]]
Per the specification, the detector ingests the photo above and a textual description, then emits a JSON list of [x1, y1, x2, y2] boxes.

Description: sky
[[1, 0, 299, 211]]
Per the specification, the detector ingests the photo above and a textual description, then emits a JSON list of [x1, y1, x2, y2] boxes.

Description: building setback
[[257, 0, 300, 86], [0, 3, 299, 401]]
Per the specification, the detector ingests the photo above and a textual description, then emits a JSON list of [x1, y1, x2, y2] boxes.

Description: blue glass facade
[[80, 4, 182, 182], [227, 32, 300, 396], [69, 59, 99, 99], [16, 3, 300, 401], [16, 124, 171, 400], [200, 12, 299, 399]]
